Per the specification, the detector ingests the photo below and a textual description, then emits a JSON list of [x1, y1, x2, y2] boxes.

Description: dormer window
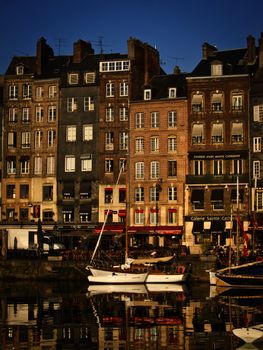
[[16, 65, 24, 75], [85, 72, 95, 84], [144, 89, 151, 100], [211, 63, 223, 76], [168, 88, 177, 98], [68, 73, 79, 85]]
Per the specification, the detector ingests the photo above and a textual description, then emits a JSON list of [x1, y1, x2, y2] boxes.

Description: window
[[105, 159, 113, 173], [135, 162, 144, 179], [144, 89, 151, 100], [22, 84, 32, 98], [34, 157, 42, 175], [191, 93, 204, 112], [35, 130, 43, 148], [192, 123, 204, 144], [20, 208, 28, 221], [22, 108, 30, 123], [135, 210, 144, 225], [253, 160, 260, 179], [36, 86, 44, 99], [168, 209, 177, 224], [213, 159, 223, 175], [150, 137, 159, 152], [8, 108, 18, 122], [232, 92, 243, 111], [211, 123, 223, 144], [135, 137, 144, 153], [211, 63, 223, 76], [48, 85, 57, 98], [150, 187, 160, 201], [48, 106, 56, 122], [119, 158, 127, 172], [106, 107, 114, 122], [211, 91, 223, 111], [65, 156, 75, 172], [67, 98, 78, 112], [84, 72, 95, 83], [150, 161, 160, 179], [66, 126, 77, 142], [194, 160, 204, 175], [47, 156, 55, 175], [48, 130, 56, 147], [168, 88, 176, 98], [105, 132, 114, 150], [168, 111, 177, 128], [253, 137, 262, 152], [135, 113, 144, 128], [8, 132, 17, 148], [83, 124, 93, 141], [191, 189, 204, 210], [21, 132, 30, 148], [231, 122, 243, 143], [84, 97, 95, 111], [20, 184, 29, 199], [168, 160, 177, 177], [168, 137, 177, 152], [231, 159, 243, 175], [7, 185, 16, 199], [135, 187, 144, 202], [106, 82, 115, 97], [151, 112, 159, 128], [100, 60, 130, 72], [120, 82, 128, 96], [119, 132, 128, 150], [150, 210, 158, 224], [257, 191, 263, 211], [168, 186, 177, 201], [7, 158, 16, 174], [81, 155, 92, 171], [68, 73, 79, 84], [35, 106, 44, 122], [253, 105, 263, 122], [119, 107, 128, 121], [43, 210, 53, 222], [9, 85, 18, 99], [43, 185, 53, 201], [16, 65, 24, 75]]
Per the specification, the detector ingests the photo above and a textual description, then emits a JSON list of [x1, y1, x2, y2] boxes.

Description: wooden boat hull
[[87, 266, 148, 284], [216, 274, 263, 287]]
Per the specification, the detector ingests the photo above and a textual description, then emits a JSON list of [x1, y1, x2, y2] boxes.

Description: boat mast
[[236, 175, 240, 265]]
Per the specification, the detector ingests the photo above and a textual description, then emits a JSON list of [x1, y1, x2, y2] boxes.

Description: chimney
[[73, 40, 94, 63], [202, 42, 217, 60], [247, 35, 256, 64], [259, 32, 263, 68], [173, 65, 181, 74], [36, 37, 54, 75]]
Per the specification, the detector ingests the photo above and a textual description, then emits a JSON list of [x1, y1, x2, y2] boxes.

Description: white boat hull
[[87, 284, 148, 296], [233, 324, 263, 343], [87, 266, 148, 284], [146, 283, 185, 293], [146, 273, 185, 283]]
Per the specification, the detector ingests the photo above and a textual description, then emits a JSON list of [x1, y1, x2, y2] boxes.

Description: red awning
[[135, 209, 144, 213], [168, 209, 177, 213], [105, 187, 113, 190], [128, 225, 182, 235], [118, 210, 126, 217], [95, 224, 124, 234], [119, 188, 126, 191], [150, 208, 159, 213]]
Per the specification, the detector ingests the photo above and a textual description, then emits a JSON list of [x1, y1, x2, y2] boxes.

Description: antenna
[[91, 36, 111, 54], [55, 38, 67, 56], [170, 57, 184, 65]]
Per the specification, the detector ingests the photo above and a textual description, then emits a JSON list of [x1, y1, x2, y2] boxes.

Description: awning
[[211, 92, 223, 103], [232, 122, 243, 134], [211, 189, 224, 202], [168, 209, 177, 213], [95, 224, 124, 234], [128, 225, 182, 235], [212, 123, 223, 136], [192, 221, 204, 234], [80, 182, 91, 196], [192, 124, 203, 137], [135, 209, 144, 213], [62, 206, 74, 214], [150, 208, 159, 213], [192, 94, 203, 103], [231, 189, 244, 202], [119, 187, 126, 191], [79, 205, 91, 215], [191, 189, 204, 203], [118, 209, 126, 217], [105, 187, 113, 191], [210, 220, 225, 234], [63, 182, 74, 197]]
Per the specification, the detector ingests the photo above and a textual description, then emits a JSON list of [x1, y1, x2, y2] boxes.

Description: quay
[[0, 254, 216, 283]]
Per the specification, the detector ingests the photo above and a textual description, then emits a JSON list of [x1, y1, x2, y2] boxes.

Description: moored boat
[[233, 324, 263, 343]]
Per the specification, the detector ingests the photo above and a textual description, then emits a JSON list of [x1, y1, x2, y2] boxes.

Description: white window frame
[[253, 160, 260, 179], [48, 106, 56, 122], [35, 106, 44, 122], [22, 84, 32, 99], [21, 159, 30, 174], [48, 130, 56, 147], [66, 126, 77, 142], [106, 82, 115, 97], [168, 186, 177, 201], [232, 93, 243, 111], [135, 137, 144, 153], [168, 137, 177, 152], [150, 112, 159, 128], [67, 98, 78, 112], [21, 131, 30, 148], [106, 107, 114, 122], [48, 85, 57, 98], [105, 132, 114, 150], [119, 82, 128, 96], [22, 108, 30, 123], [81, 156, 92, 172], [213, 159, 224, 175], [7, 159, 16, 174], [47, 156, 55, 175], [168, 111, 177, 128], [84, 72, 95, 84], [9, 85, 18, 99], [193, 160, 204, 175], [36, 86, 44, 99], [34, 157, 42, 175], [8, 108, 18, 122], [253, 105, 263, 122], [16, 65, 24, 75], [84, 97, 95, 111], [231, 159, 243, 175], [105, 158, 113, 173], [119, 132, 128, 150], [135, 162, 144, 180], [135, 211, 144, 225], [119, 107, 128, 121], [83, 124, 93, 141], [150, 161, 160, 179], [168, 88, 176, 98], [35, 130, 43, 148], [144, 89, 151, 100], [211, 63, 223, 76], [135, 187, 144, 202], [65, 156, 76, 172], [150, 137, 159, 152], [135, 113, 144, 128], [253, 137, 262, 152], [68, 73, 79, 85]]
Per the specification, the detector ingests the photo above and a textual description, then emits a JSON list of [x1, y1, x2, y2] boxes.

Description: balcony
[[186, 174, 249, 185]]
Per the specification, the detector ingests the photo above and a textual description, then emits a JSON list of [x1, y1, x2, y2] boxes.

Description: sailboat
[[86, 164, 148, 284]]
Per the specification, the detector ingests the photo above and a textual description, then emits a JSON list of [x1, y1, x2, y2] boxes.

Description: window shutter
[[254, 105, 260, 121]]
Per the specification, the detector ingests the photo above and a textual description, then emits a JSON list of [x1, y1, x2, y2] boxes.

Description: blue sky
[[0, 0, 263, 74]]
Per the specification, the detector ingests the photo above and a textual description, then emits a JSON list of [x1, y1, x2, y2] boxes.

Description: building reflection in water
[[0, 281, 262, 349]]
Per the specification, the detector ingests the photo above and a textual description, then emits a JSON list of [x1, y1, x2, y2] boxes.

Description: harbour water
[[0, 280, 262, 349]]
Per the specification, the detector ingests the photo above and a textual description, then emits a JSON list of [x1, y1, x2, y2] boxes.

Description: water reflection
[[0, 281, 262, 349]]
